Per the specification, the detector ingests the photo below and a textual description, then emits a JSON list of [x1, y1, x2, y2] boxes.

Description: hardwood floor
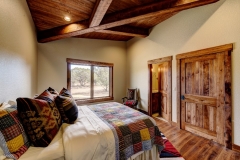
[[154, 117, 240, 160]]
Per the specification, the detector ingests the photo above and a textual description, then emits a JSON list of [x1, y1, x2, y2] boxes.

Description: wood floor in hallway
[[154, 117, 240, 160]]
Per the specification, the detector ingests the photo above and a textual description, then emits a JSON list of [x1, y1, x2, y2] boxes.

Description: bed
[[1, 102, 164, 160]]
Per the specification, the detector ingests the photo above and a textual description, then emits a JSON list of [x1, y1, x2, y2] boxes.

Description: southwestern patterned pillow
[[0, 105, 30, 159], [55, 88, 78, 124], [17, 90, 62, 147], [47, 87, 59, 98]]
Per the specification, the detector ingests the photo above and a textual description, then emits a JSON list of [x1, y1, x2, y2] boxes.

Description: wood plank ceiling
[[26, 0, 219, 43]]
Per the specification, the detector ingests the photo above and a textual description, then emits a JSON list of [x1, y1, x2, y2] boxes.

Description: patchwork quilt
[[88, 102, 164, 160]]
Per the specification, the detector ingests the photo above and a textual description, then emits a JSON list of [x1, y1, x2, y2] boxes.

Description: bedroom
[[0, 0, 240, 159]]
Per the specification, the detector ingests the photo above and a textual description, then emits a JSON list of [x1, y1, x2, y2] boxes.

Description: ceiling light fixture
[[64, 16, 71, 21]]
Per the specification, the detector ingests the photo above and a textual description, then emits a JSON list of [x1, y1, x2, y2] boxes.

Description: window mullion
[[90, 66, 94, 99], [67, 63, 71, 92], [109, 66, 113, 97]]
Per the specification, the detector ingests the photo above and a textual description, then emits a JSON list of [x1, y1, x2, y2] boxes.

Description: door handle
[[181, 95, 185, 100]]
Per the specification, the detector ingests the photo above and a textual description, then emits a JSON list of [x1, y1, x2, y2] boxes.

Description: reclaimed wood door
[[180, 51, 230, 146], [158, 62, 170, 121]]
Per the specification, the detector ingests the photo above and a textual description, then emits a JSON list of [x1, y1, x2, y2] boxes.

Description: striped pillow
[[55, 88, 78, 124], [0, 105, 30, 159], [17, 90, 62, 147]]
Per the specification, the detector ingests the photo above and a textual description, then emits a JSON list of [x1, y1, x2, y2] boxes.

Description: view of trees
[[71, 67, 90, 87], [94, 66, 109, 91], [71, 66, 109, 91]]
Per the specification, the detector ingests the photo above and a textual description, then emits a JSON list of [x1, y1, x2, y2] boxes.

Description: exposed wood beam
[[75, 32, 133, 41], [89, 0, 113, 27], [130, 11, 179, 29], [96, 26, 149, 37], [38, 0, 219, 43]]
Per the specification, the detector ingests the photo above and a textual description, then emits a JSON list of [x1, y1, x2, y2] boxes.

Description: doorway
[[176, 44, 233, 148], [148, 56, 172, 122]]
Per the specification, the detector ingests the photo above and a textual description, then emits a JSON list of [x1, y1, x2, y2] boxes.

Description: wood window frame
[[176, 43, 233, 148], [67, 58, 114, 105], [147, 56, 172, 120]]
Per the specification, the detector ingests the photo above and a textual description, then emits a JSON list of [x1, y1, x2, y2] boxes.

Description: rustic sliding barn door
[[158, 62, 170, 121], [177, 44, 233, 148]]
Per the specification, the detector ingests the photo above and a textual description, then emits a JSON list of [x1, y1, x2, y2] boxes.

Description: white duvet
[[62, 105, 116, 160]]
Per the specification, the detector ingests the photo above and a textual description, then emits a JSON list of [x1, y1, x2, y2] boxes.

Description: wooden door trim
[[148, 56, 172, 121], [176, 43, 233, 60], [148, 63, 152, 116], [176, 43, 233, 149], [148, 56, 173, 64], [224, 49, 232, 149]]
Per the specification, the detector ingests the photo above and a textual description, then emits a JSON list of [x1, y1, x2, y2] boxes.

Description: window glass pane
[[94, 66, 109, 97], [71, 64, 91, 99]]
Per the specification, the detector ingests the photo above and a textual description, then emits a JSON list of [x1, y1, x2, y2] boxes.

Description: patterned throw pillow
[[0, 105, 30, 159], [55, 88, 78, 124], [17, 90, 62, 147], [127, 89, 136, 100], [47, 87, 59, 98]]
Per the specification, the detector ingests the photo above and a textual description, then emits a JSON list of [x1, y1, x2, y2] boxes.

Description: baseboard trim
[[171, 121, 178, 127], [232, 144, 240, 152], [138, 109, 148, 115]]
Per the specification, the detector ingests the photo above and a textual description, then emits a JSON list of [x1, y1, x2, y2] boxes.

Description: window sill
[[75, 97, 114, 105]]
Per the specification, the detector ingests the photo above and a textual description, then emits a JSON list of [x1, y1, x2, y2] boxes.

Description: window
[[67, 58, 113, 104]]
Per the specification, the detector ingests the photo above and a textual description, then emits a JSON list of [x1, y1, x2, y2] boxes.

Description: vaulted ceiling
[[26, 0, 219, 43]]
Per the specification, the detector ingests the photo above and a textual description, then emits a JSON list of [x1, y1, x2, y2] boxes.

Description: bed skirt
[[128, 145, 158, 160]]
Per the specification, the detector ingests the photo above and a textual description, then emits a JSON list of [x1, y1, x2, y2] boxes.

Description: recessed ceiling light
[[64, 16, 71, 21]]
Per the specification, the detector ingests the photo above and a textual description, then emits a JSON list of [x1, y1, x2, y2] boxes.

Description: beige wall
[[127, 0, 240, 145], [0, 0, 37, 102], [38, 38, 127, 103]]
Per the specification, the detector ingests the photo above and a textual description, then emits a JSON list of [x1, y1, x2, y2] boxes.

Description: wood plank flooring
[[154, 117, 240, 160]]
